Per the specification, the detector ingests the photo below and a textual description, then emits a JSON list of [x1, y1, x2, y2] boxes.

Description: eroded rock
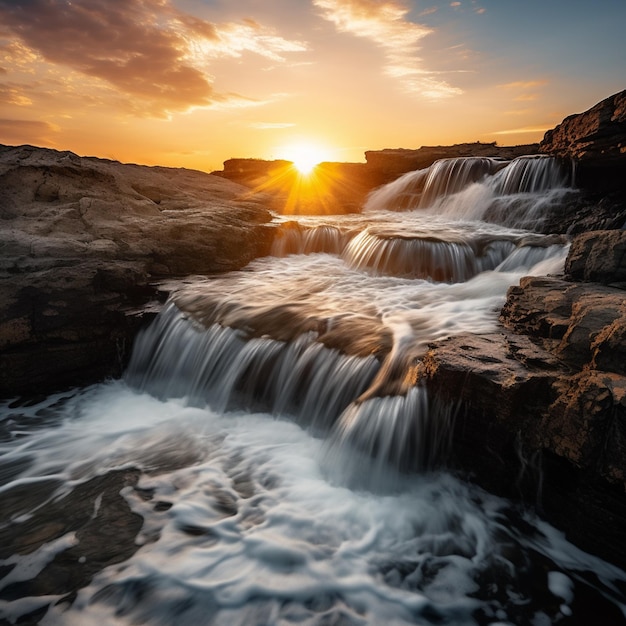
[[0, 144, 275, 396]]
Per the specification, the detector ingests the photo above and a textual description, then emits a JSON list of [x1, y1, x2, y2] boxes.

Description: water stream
[[1, 156, 625, 625]]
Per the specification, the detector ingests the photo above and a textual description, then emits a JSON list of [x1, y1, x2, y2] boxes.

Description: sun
[[277, 142, 331, 175]]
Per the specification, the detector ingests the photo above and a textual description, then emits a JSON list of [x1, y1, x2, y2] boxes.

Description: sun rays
[[276, 141, 333, 175]]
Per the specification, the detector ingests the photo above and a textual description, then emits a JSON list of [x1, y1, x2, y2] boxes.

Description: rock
[[500, 274, 626, 372], [540, 90, 626, 192], [0, 144, 275, 397], [421, 226, 626, 567], [421, 330, 626, 567], [540, 90, 626, 165], [215, 159, 374, 214], [564, 229, 626, 284], [0, 468, 143, 617]]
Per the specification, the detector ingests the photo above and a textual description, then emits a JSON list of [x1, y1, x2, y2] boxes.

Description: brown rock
[[565, 229, 626, 284], [0, 144, 275, 397], [501, 274, 626, 373], [540, 90, 626, 165], [540, 90, 626, 193]]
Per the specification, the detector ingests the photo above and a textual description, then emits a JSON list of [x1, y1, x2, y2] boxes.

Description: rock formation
[[0, 144, 273, 396], [420, 234, 626, 566], [540, 90, 626, 193]]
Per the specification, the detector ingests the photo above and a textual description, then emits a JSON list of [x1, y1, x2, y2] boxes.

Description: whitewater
[[1, 156, 625, 625]]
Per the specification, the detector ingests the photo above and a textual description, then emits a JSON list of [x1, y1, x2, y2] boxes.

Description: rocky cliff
[[0, 144, 273, 395], [540, 90, 626, 193]]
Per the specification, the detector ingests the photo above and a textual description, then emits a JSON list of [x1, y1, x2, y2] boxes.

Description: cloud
[[0, 118, 59, 144], [0, 83, 33, 106], [492, 126, 551, 135], [313, 0, 462, 99], [249, 122, 297, 129], [500, 80, 548, 90], [0, 0, 307, 115]]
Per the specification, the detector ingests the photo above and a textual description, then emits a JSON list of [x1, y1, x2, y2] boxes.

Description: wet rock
[[0, 469, 143, 604], [422, 226, 626, 567], [421, 331, 626, 567]]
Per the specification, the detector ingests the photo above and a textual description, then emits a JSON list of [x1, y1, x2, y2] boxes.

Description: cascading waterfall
[[3, 152, 626, 626], [126, 304, 380, 432], [365, 154, 576, 230]]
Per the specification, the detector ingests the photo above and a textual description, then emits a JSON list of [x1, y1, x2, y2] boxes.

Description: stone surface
[[564, 229, 626, 284], [540, 90, 626, 165], [500, 274, 626, 372], [0, 144, 274, 397], [540, 89, 626, 193]]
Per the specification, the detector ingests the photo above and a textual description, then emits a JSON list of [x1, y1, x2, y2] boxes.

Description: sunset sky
[[0, 0, 624, 172]]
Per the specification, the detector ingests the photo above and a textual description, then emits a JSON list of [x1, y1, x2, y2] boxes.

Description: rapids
[[1, 156, 625, 625]]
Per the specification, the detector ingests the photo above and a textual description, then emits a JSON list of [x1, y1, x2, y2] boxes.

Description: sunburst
[[279, 142, 331, 175]]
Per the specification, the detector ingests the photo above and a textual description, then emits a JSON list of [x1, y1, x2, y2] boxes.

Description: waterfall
[[364, 154, 576, 231], [6, 160, 626, 625], [126, 303, 380, 432], [489, 155, 573, 195], [364, 156, 504, 212], [418, 157, 505, 207], [271, 223, 348, 256]]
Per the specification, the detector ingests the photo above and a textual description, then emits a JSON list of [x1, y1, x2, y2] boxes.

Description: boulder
[[540, 90, 626, 165]]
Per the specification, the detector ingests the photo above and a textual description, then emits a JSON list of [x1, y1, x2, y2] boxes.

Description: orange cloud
[[0, 118, 58, 144], [492, 126, 551, 135], [0, 0, 307, 115], [313, 0, 462, 99], [500, 80, 548, 90], [0, 83, 33, 106]]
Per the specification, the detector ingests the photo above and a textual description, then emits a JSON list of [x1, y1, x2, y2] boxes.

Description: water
[[1, 156, 625, 625]]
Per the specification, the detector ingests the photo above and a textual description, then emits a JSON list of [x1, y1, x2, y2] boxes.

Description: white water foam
[[1, 384, 624, 625]]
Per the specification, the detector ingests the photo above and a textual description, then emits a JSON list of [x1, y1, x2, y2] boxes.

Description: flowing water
[[1, 156, 625, 625]]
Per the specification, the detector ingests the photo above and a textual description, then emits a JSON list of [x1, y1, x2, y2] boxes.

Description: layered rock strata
[[540, 89, 626, 193], [421, 230, 626, 567]]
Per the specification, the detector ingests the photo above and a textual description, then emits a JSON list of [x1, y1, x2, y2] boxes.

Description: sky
[[0, 0, 624, 172]]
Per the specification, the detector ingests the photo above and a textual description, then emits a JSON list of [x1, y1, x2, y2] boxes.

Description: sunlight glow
[[278, 142, 332, 175]]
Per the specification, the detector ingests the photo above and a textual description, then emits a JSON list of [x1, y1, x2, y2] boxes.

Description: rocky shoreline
[[1, 90, 626, 567]]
